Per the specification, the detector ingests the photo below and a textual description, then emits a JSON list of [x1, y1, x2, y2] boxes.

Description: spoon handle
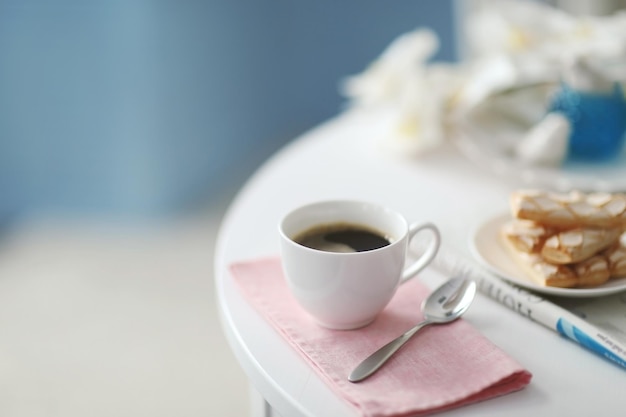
[[348, 320, 431, 383]]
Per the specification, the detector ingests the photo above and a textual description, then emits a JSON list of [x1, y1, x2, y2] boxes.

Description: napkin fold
[[230, 257, 532, 417]]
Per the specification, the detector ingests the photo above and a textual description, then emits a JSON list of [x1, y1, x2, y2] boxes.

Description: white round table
[[215, 110, 626, 417]]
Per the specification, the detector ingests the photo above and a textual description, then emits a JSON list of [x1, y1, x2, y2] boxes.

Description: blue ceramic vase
[[549, 82, 626, 162]]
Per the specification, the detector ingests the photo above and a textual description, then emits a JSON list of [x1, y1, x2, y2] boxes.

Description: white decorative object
[[515, 113, 570, 166], [341, 29, 461, 156], [341, 0, 626, 168]]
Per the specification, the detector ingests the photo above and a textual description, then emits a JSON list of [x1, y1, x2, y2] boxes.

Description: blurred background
[[0, 1, 456, 416], [0, 1, 456, 221], [1, 0, 623, 416]]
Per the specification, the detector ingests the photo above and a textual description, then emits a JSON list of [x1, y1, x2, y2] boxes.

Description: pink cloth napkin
[[230, 257, 532, 417]]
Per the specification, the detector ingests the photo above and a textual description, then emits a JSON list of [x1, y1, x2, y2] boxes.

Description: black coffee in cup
[[293, 222, 391, 253]]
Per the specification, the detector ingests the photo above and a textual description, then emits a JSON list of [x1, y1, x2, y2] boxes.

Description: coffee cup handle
[[400, 222, 441, 283]]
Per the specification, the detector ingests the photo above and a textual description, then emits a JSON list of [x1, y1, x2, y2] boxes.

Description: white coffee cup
[[279, 200, 440, 330]]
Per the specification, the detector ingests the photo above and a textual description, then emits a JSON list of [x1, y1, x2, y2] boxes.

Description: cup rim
[[279, 199, 408, 255]]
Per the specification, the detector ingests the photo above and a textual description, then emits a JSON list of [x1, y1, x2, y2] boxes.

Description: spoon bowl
[[348, 277, 477, 382], [423, 277, 476, 323]]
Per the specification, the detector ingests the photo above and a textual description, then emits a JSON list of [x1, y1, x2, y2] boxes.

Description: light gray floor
[[0, 198, 249, 417]]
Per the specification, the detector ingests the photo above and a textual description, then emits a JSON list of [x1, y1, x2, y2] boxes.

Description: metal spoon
[[348, 277, 477, 383]]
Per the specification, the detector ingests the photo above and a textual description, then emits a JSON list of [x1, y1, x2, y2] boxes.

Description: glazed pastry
[[511, 189, 626, 228], [540, 227, 620, 264], [500, 233, 578, 287], [604, 238, 626, 278], [573, 255, 611, 287], [501, 219, 554, 253]]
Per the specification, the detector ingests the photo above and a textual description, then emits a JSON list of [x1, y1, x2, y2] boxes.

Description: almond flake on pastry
[[541, 228, 620, 264], [511, 190, 626, 228]]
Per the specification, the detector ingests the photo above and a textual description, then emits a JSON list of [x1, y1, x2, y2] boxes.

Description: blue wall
[[0, 1, 456, 220]]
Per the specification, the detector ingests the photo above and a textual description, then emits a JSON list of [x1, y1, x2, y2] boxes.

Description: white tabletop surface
[[215, 110, 626, 417]]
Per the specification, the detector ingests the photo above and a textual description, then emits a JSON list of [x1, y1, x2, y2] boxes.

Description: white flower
[[341, 29, 462, 155], [340, 0, 626, 160], [341, 28, 439, 108], [465, 0, 626, 84], [465, 0, 571, 60], [375, 65, 455, 155], [552, 12, 626, 63]]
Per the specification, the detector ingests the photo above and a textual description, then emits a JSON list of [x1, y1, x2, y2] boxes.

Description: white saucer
[[470, 213, 626, 298]]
